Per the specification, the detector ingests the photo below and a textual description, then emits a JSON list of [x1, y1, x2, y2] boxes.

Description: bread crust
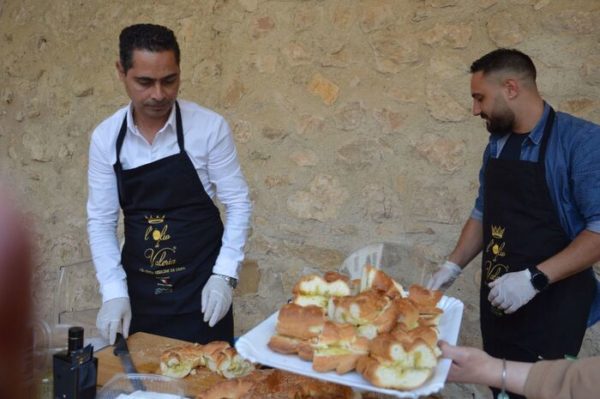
[[408, 284, 442, 307], [360, 265, 406, 299], [311, 321, 369, 374], [160, 341, 254, 380], [198, 369, 354, 399], [159, 344, 205, 378], [328, 289, 390, 325], [292, 273, 352, 298], [356, 356, 433, 390], [276, 303, 326, 340]]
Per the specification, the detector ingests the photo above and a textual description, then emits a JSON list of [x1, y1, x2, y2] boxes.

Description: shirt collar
[[488, 102, 550, 156], [526, 102, 551, 146], [125, 102, 177, 137]]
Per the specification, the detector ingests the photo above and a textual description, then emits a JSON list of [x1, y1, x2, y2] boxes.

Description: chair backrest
[[339, 242, 439, 289], [54, 259, 106, 349], [339, 243, 385, 279]]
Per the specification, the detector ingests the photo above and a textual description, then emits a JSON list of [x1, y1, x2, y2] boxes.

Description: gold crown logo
[[145, 215, 165, 225], [491, 225, 505, 239]]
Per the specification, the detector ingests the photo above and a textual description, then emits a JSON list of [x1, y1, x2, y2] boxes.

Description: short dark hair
[[470, 48, 536, 82], [119, 23, 180, 73]]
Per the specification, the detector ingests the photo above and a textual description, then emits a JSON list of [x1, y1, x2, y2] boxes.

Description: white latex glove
[[425, 260, 462, 290], [488, 269, 537, 314], [202, 275, 233, 327], [96, 297, 131, 345]]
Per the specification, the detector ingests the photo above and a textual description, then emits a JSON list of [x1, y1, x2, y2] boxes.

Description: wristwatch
[[213, 273, 238, 289], [528, 265, 549, 291]]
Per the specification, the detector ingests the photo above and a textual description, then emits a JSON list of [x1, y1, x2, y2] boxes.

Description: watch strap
[[213, 273, 238, 289], [528, 265, 549, 291]]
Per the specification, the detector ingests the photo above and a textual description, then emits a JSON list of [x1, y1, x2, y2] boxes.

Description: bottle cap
[[68, 326, 84, 352]]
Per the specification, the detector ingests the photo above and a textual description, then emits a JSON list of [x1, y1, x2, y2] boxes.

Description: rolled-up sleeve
[[571, 124, 600, 234], [206, 118, 252, 279]]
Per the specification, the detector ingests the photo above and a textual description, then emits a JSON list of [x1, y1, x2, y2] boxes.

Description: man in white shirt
[[87, 23, 252, 345]]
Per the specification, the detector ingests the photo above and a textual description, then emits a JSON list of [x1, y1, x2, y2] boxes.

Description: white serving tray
[[235, 296, 463, 399]]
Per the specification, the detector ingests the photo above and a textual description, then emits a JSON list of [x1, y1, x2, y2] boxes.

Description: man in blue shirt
[[426, 48, 600, 399]]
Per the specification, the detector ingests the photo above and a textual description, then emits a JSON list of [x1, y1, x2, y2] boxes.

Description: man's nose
[[472, 101, 481, 116], [151, 82, 165, 101]]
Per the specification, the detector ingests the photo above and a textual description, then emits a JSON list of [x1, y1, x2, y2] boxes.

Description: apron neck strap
[[114, 116, 127, 171], [115, 101, 185, 168], [538, 107, 555, 164], [175, 101, 184, 153]]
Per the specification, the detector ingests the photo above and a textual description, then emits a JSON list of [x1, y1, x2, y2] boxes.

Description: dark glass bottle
[[52, 326, 98, 399]]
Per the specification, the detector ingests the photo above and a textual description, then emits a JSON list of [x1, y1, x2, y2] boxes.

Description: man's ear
[[116, 60, 126, 80], [503, 78, 519, 100]]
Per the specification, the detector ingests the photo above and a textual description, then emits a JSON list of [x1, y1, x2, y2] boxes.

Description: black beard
[[481, 112, 514, 137]]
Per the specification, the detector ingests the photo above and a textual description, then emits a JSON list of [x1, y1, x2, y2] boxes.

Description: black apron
[[480, 108, 595, 398], [113, 102, 233, 343]]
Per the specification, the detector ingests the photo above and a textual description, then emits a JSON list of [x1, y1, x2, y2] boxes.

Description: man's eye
[[137, 80, 152, 86]]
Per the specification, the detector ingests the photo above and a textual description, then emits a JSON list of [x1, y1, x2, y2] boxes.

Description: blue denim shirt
[[472, 103, 600, 239]]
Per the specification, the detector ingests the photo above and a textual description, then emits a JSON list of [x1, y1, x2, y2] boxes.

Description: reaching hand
[[96, 297, 131, 345], [202, 275, 233, 327], [425, 260, 462, 291], [439, 340, 497, 384], [488, 269, 537, 314]]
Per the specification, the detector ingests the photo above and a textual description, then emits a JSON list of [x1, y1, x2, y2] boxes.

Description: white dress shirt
[[87, 100, 252, 302]]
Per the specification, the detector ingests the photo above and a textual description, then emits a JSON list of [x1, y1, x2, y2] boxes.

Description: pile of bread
[[160, 340, 255, 380], [159, 339, 354, 398], [268, 265, 443, 390], [196, 368, 354, 399]]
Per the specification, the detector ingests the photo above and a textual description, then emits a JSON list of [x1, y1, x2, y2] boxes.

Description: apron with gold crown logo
[[480, 108, 595, 399], [113, 102, 233, 343]]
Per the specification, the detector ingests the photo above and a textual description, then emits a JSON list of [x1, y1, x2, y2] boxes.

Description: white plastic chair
[[339, 243, 385, 279], [54, 259, 107, 349]]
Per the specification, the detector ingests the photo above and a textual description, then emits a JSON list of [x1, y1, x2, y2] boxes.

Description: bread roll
[[408, 284, 442, 307], [292, 274, 352, 298], [267, 334, 314, 360], [160, 341, 254, 380], [268, 334, 303, 354], [367, 333, 410, 367], [312, 322, 369, 374], [356, 356, 433, 390], [328, 289, 390, 325], [312, 351, 367, 374], [291, 294, 329, 308], [276, 303, 326, 340], [159, 344, 205, 378], [390, 325, 439, 349], [393, 298, 420, 331], [360, 265, 406, 299]]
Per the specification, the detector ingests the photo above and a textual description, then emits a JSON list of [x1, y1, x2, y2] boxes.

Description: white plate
[[235, 296, 463, 399]]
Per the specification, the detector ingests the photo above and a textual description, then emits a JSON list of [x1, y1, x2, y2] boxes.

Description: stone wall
[[1, 0, 600, 396]]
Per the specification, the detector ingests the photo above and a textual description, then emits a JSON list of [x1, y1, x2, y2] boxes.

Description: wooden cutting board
[[96, 332, 225, 397]]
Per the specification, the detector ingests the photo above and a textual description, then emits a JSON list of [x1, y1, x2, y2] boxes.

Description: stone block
[[307, 73, 339, 105], [487, 11, 524, 47], [287, 174, 348, 221], [237, 259, 260, 295]]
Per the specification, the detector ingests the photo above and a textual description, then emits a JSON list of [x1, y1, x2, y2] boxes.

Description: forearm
[[471, 357, 531, 394], [88, 218, 128, 301], [212, 172, 252, 279], [538, 229, 600, 283], [87, 134, 129, 301], [441, 342, 532, 395], [448, 217, 484, 268]]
